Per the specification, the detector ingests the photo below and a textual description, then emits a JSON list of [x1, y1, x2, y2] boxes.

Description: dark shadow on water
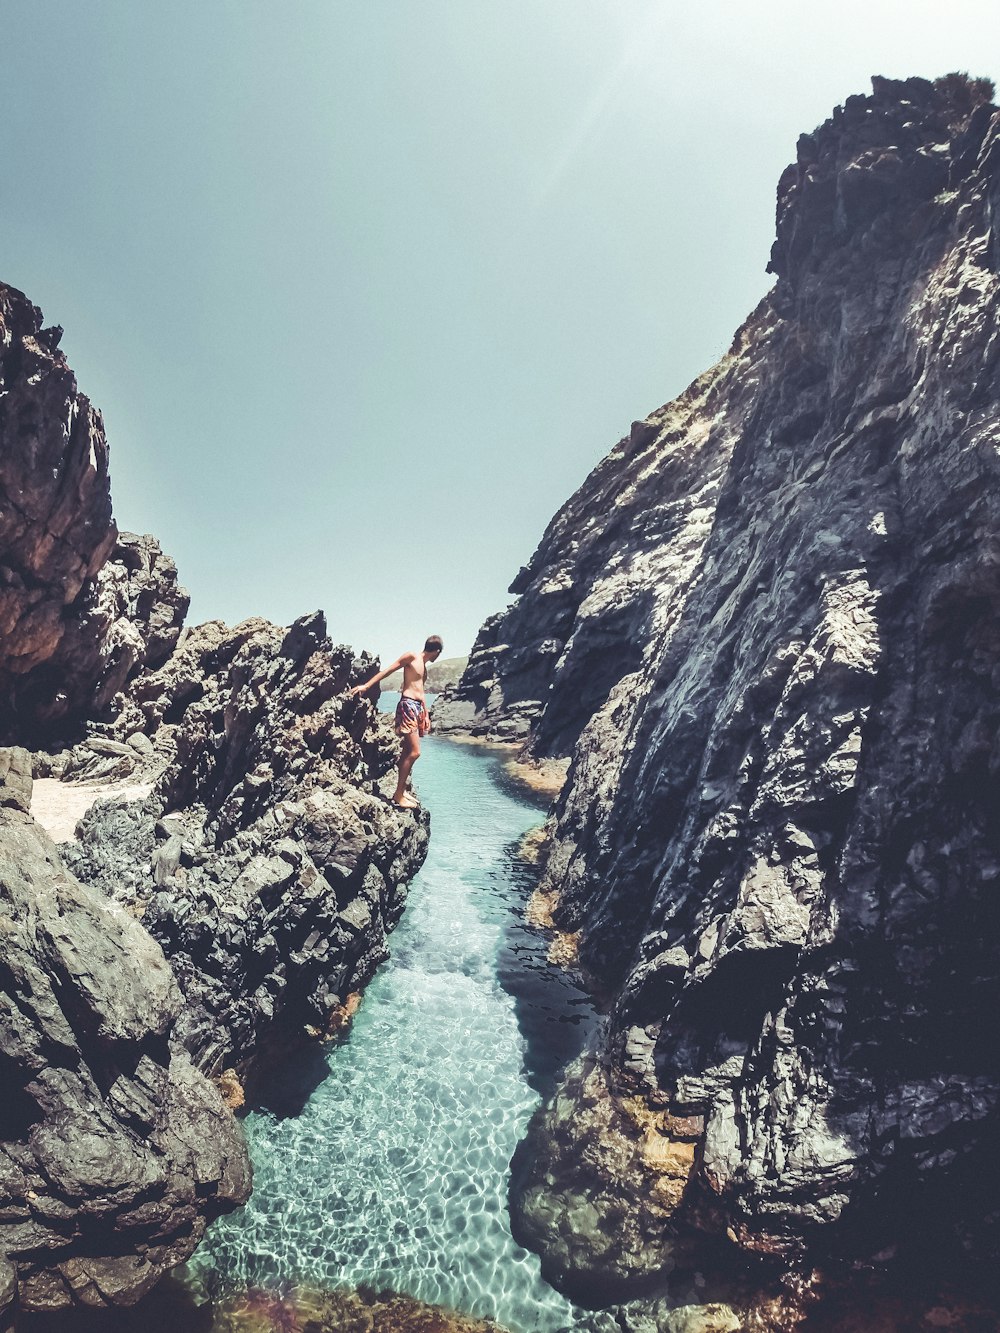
[[244, 1037, 334, 1119], [493, 840, 599, 1098]]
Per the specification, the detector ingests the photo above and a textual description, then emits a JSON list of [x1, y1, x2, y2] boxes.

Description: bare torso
[[400, 652, 428, 701]]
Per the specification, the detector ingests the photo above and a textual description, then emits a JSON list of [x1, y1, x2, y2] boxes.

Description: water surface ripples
[[186, 705, 599, 1331]]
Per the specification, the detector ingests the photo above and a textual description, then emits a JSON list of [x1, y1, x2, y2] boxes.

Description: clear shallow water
[[185, 700, 599, 1332]]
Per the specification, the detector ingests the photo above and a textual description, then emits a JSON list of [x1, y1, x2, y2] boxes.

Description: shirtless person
[[349, 635, 443, 808]]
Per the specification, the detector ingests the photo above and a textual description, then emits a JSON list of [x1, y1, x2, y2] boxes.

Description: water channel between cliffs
[[184, 696, 600, 1331]]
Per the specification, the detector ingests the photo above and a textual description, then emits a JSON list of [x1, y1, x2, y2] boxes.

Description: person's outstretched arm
[[349, 653, 410, 697]]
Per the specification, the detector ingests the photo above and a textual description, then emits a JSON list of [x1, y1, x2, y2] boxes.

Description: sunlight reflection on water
[[184, 699, 599, 1332]]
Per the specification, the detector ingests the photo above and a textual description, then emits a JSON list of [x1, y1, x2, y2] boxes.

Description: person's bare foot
[[392, 795, 420, 809]]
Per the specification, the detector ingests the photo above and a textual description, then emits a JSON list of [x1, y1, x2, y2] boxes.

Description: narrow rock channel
[[178, 699, 600, 1331]]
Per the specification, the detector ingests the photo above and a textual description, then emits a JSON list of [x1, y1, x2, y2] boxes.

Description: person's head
[[423, 634, 443, 660]]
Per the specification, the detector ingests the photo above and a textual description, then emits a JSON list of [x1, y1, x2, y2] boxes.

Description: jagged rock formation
[[63, 612, 429, 1075], [0, 283, 192, 747], [0, 277, 430, 1313], [0, 747, 250, 1316], [449, 75, 1000, 1304], [0, 284, 117, 740], [431, 403, 735, 754]]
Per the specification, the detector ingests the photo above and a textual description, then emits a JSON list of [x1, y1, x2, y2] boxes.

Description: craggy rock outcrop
[[0, 747, 250, 1317], [63, 611, 429, 1076], [431, 404, 731, 753], [480, 76, 1000, 1302], [1, 279, 429, 1312], [0, 283, 189, 746], [0, 284, 117, 740], [82, 531, 192, 701]]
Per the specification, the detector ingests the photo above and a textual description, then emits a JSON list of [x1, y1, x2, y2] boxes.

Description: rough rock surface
[[0, 747, 250, 1316], [63, 611, 429, 1076], [454, 76, 1000, 1301], [0, 281, 189, 747], [0, 283, 117, 741], [431, 405, 734, 753], [0, 278, 429, 1314]]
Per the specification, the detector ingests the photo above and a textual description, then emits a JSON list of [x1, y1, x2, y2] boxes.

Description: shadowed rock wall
[[455, 76, 1000, 1300]]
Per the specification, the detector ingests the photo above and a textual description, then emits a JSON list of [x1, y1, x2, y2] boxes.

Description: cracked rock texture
[[63, 611, 429, 1077], [452, 76, 1000, 1299], [0, 747, 250, 1316], [0, 278, 429, 1314], [0, 282, 191, 747], [0, 283, 116, 741]]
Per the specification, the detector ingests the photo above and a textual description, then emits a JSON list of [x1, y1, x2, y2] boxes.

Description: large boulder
[[0, 747, 250, 1315]]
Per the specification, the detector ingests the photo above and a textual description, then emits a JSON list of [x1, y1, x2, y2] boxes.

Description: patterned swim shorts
[[394, 695, 430, 737]]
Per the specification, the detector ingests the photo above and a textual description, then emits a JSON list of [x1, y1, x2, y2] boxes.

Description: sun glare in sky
[[1, 2, 997, 662]]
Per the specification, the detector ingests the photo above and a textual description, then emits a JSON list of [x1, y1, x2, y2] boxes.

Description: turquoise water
[[185, 699, 599, 1331]]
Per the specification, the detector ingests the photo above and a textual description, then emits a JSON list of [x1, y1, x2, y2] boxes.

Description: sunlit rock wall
[[493, 76, 1000, 1292]]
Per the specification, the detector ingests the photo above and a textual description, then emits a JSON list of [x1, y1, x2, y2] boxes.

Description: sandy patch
[[502, 756, 569, 800], [435, 731, 519, 751], [31, 778, 153, 844]]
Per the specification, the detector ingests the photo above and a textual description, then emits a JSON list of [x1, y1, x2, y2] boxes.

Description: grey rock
[[478, 77, 1000, 1295], [65, 613, 429, 1077], [0, 748, 32, 812], [0, 749, 250, 1312], [0, 1256, 14, 1323]]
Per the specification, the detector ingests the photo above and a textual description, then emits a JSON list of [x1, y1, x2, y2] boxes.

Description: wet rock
[[618, 1303, 741, 1333], [0, 749, 250, 1312], [484, 76, 1000, 1293]]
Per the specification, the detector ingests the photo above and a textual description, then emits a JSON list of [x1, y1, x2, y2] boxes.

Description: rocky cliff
[[0, 747, 249, 1314], [449, 75, 1000, 1309], [0, 279, 430, 1316], [0, 284, 116, 741], [0, 281, 192, 747], [63, 611, 429, 1078]]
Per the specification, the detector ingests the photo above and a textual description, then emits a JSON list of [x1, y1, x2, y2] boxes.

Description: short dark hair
[[424, 634, 444, 654]]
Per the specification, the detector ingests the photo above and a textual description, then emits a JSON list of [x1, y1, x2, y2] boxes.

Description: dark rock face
[[0, 278, 428, 1314], [0, 747, 250, 1315], [432, 400, 736, 754], [0, 280, 190, 745], [0, 284, 116, 741], [463, 77, 1000, 1298], [64, 611, 429, 1076]]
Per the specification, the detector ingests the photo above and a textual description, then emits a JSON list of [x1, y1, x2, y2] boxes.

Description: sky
[[2, 2, 997, 663]]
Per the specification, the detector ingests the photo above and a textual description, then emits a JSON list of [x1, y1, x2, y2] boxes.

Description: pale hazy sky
[[2, 3, 997, 662]]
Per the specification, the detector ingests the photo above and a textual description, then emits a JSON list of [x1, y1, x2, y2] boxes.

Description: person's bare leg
[[393, 733, 421, 806]]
